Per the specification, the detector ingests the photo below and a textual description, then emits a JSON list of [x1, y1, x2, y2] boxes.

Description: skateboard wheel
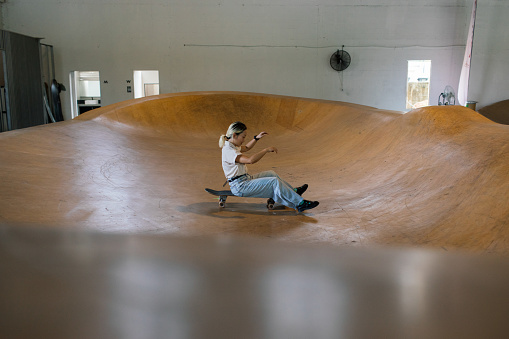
[[219, 195, 227, 208], [267, 198, 275, 210]]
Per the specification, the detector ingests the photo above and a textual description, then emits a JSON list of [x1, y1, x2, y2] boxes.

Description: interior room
[[70, 70, 102, 117], [1, 1, 508, 338]]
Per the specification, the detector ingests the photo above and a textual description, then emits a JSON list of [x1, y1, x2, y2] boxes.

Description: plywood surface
[[1, 92, 508, 254]]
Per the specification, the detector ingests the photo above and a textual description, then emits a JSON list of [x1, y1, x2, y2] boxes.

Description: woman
[[219, 121, 319, 213]]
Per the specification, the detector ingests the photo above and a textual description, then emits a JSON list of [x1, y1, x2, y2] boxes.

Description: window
[[406, 60, 431, 110]]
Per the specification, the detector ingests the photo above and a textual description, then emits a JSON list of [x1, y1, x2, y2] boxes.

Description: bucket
[[466, 101, 477, 111]]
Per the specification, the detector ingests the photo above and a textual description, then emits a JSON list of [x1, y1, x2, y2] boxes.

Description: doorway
[[69, 71, 101, 118], [133, 70, 159, 99], [406, 60, 431, 110]]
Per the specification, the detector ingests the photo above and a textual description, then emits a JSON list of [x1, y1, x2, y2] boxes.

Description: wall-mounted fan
[[330, 46, 351, 72], [438, 85, 456, 105]]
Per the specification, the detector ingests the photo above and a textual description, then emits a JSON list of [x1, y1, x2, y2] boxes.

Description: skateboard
[[205, 188, 275, 209]]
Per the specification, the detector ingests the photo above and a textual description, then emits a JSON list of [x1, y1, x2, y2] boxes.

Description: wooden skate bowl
[[1, 91, 508, 254], [478, 99, 509, 125]]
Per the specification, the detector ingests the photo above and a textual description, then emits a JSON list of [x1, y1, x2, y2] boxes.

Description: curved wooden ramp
[[478, 99, 509, 125], [1, 92, 508, 254]]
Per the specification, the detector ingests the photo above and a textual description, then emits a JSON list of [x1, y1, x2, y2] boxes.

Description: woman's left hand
[[256, 132, 268, 139]]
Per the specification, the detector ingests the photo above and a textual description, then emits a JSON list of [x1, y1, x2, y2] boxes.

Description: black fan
[[330, 47, 351, 72]]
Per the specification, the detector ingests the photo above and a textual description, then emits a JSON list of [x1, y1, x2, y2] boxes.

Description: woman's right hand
[[265, 147, 278, 154]]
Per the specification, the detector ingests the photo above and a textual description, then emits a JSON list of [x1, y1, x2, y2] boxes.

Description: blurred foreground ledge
[[1, 224, 509, 339]]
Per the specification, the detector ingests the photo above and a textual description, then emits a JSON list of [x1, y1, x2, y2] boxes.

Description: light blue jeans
[[229, 170, 304, 210]]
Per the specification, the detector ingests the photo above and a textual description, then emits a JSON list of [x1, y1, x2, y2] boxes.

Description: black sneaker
[[297, 200, 319, 212], [294, 184, 308, 196]]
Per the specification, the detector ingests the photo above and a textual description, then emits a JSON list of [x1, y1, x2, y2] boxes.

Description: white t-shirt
[[222, 141, 248, 179]]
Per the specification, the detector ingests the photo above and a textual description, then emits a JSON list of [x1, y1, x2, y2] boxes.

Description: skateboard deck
[[205, 188, 275, 209]]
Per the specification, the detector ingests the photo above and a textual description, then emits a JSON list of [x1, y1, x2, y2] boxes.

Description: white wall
[[3, 0, 496, 120], [468, 0, 509, 107], [133, 70, 142, 99], [79, 80, 101, 98]]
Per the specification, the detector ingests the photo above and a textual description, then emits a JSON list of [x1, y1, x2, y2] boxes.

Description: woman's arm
[[241, 132, 268, 152], [236, 147, 278, 164]]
